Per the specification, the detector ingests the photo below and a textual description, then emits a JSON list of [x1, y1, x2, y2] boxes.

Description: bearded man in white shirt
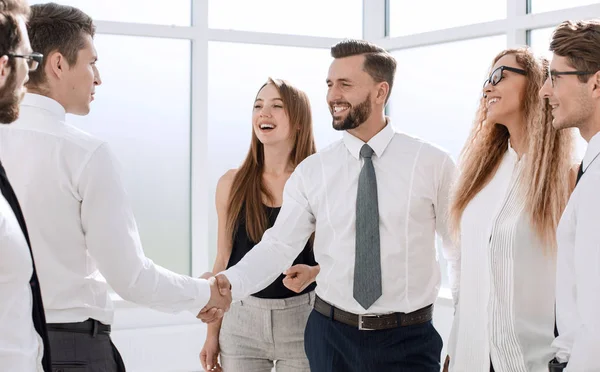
[[200, 39, 460, 372], [0, 3, 230, 371], [0, 1, 51, 371], [539, 19, 600, 372]]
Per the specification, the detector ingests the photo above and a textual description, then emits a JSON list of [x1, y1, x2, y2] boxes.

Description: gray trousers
[[219, 291, 314, 372], [48, 321, 125, 372]]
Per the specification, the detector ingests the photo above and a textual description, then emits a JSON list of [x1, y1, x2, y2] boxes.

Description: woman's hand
[[200, 335, 222, 371]]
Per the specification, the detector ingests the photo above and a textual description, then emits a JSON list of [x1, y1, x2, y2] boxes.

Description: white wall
[[111, 294, 455, 372]]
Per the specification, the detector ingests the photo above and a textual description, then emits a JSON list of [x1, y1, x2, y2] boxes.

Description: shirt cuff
[[192, 278, 211, 311], [220, 268, 244, 302]]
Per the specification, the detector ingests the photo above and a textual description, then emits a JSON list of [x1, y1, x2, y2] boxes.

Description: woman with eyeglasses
[[199, 78, 319, 372], [443, 48, 577, 372]]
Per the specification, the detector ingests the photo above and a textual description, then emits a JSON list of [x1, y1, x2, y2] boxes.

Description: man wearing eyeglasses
[[0, 0, 51, 371], [539, 19, 600, 372], [0, 3, 231, 371]]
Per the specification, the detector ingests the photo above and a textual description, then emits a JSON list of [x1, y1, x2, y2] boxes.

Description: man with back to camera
[[0, 3, 230, 371], [201, 38, 460, 372]]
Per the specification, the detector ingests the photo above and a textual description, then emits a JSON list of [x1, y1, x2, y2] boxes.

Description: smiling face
[[483, 54, 528, 127], [326, 54, 379, 131], [539, 54, 596, 133], [252, 82, 292, 146]]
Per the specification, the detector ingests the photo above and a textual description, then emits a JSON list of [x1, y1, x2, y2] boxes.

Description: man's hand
[[283, 264, 319, 293], [197, 274, 232, 323]]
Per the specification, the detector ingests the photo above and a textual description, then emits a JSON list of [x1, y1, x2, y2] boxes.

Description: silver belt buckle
[[358, 314, 375, 331]]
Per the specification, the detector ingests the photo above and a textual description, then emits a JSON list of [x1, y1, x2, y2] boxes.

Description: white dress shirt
[[554, 132, 600, 372], [223, 121, 459, 315], [0, 93, 210, 325], [448, 145, 555, 372], [0, 194, 43, 371]]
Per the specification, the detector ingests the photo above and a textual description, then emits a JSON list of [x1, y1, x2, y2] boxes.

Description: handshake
[[196, 273, 233, 323], [195, 264, 319, 323]]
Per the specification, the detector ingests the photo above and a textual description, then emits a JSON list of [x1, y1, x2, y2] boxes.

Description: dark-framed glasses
[[547, 68, 598, 87], [483, 65, 527, 90], [7, 52, 43, 71]]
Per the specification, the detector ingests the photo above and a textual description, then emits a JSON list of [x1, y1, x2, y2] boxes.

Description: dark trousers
[[48, 320, 125, 372], [304, 309, 443, 371]]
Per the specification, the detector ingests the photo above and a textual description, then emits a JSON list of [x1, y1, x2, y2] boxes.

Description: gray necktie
[[353, 144, 382, 310]]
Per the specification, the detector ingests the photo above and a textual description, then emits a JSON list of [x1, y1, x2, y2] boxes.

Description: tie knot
[[360, 144, 374, 159]]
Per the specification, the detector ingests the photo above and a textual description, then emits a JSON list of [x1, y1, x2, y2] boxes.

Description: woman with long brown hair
[[445, 48, 577, 372], [200, 78, 319, 372]]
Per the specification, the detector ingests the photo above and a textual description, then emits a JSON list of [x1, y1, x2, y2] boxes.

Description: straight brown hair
[[226, 78, 316, 243]]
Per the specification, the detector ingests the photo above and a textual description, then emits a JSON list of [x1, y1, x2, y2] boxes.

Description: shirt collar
[[342, 118, 395, 160], [583, 131, 600, 172], [21, 93, 66, 121]]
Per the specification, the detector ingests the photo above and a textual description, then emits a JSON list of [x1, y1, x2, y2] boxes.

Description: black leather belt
[[314, 295, 433, 330], [47, 318, 111, 336]]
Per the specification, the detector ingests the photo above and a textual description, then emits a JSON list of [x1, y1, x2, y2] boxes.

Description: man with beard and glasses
[[0, 0, 51, 371], [540, 19, 600, 372], [199, 39, 459, 371], [0, 3, 231, 371]]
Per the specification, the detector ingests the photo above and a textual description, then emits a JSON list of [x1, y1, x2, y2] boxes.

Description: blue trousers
[[304, 309, 443, 371]]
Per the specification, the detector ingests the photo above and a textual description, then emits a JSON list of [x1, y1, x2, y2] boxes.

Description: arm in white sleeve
[[565, 176, 600, 371], [221, 164, 316, 301], [435, 154, 460, 306], [78, 143, 210, 313]]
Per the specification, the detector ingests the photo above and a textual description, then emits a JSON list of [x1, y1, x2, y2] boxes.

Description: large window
[[209, 0, 363, 38], [207, 42, 341, 263], [29, 0, 191, 26], [389, 36, 507, 159], [528, 0, 599, 13], [388, 0, 506, 37], [389, 35, 507, 285], [66, 35, 192, 274]]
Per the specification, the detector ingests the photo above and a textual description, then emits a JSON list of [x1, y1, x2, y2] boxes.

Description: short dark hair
[[550, 19, 600, 83], [26, 2, 95, 88], [330, 39, 397, 103], [0, 0, 29, 61]]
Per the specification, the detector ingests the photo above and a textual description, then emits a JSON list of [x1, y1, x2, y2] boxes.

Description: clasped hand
[[196, 273, 232, 323]]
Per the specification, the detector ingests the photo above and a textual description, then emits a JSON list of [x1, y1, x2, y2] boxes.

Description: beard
[[331, 93, 372, 131], [0, 71, 22, 124]]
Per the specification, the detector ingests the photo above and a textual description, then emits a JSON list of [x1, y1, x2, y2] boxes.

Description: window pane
[[529, 0, 599, 13], [529, 27, 587, 159], [389, 36, 507, 286], [388, 0, 506, 37], [28, 0, 191, 26], [207, 42, 341, 264], [66, 35, 191, 274], [208, 0, 362, 38]]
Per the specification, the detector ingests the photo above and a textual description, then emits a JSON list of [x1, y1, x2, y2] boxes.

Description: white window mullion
[[190, 0, 210, 276], [507, 0, 527, 47], [363, 0, 387, 41]]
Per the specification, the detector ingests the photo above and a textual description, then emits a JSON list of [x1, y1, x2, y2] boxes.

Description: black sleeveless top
[[226, 205, 317, 299]]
